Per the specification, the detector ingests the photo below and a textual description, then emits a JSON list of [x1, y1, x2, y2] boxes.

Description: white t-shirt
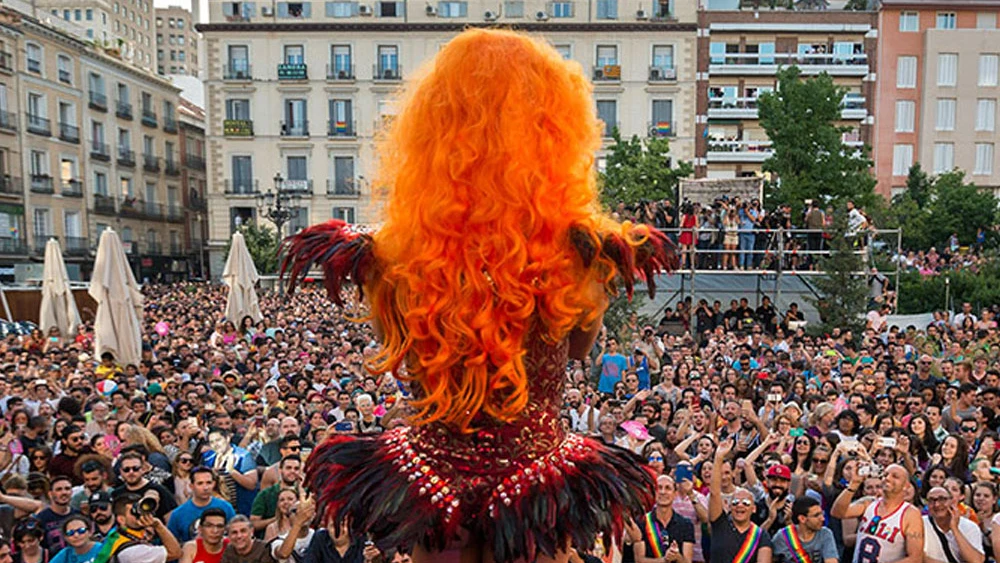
[[116, 544, 168, 563], [272, 528, 314, 563], [923, 515, 983, 563]]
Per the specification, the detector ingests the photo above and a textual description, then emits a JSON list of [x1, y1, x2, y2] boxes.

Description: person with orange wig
[[282, 28, 676, 563]]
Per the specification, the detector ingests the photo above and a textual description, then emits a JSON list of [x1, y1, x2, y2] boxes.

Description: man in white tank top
[[830, 464, 924, 563]]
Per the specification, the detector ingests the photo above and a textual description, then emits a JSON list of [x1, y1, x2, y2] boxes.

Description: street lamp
[[256, 172, 302, 294]]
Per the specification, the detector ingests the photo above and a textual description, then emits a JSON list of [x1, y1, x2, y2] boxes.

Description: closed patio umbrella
[[223, 231, 262, 323], [89, 229, 143, 367], [39, 238, 81, 340]]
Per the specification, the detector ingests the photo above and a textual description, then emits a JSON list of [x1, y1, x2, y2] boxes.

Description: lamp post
[[256, 172, 301, 295]]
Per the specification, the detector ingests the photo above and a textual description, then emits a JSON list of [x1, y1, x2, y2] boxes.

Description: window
[[596, 100, 616, 136], [33, 209, 51, 238], [978, 12, 997, 29], [652, 45, 674, 71], [936, 99, 956, 131], [26, 43, 41, 74], [94, 171, 108, 195], [231, 155, 253, 192], [980, 54, 999, 86], [596, 45, 618, 67], [227, 45, 249, 75], [899, 11, 918, 32], [977, 99, 996, 131], [278, 2, 312, 17], [897, 56, 917, 88], [328, 99, 352, 134], [226, 99, 250, 120], [936, 12, 956, 29], [64, 211, 81, 238], [933, 143, 954, 173], [975, 144, 995, 175], [92, 120, 105, 143], [30, 150, 47, 176], [284, 45, 304, 64], [377, 45, 398, 77], [331, 45, 352, 77], [333, 156, 354, 193], [437, 1, 467, 16], [651, 100, 672, 137], [503, 1, 523, 17], [118, 128, 131, 150], [326, 1, 357, 16], [554, 44, 571, 60], [74, 9, 81, 20], [376, 1, 403, 16], [57, 55, 72, 84], [86, 8, 93, 19], [938, 53, 958, 86], [549, 1, 572, 17], [893, 144, 913, 176], [895, 100, 915, 132], [596, 0, 616, 19], [27, 93, 44, 119], [141, 92, 152, 112], [178, 51, 185, 62], [284, 99, 307, 135], [333, 206, 355, 223]]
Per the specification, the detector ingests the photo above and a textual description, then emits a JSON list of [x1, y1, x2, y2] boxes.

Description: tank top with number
[[853, 499, 912, 563]]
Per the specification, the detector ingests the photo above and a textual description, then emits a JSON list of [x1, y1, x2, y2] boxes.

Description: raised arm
[[829, 466, 870, 520], [708, 437, 735, 523]]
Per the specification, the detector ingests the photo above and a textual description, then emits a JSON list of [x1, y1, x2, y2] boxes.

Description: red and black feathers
[[280, 220, 377, 305], [570, 224, 677, 300]]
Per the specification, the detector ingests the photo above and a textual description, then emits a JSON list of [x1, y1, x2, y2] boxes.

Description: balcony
[[592, 65, 622, 81], [326, 179, 361, 197], [373, 64, 402, 81], [164, 159, 180, 176], [223, 63, 252, 80], [0, 237, 27, 255], [277, 63, 308, 80], [118, 148, 136, 167], [224, 179, 259, 195], [141, 109, 158, 128], [59, 123, 80, 143], [283, 179, 312, 193], [63, 236, 89, 256], [326, 64, 355, 80], [648, 66, 677, 82], [145, 241, 163, 255], [709, 52, 869, 77], [29, 174, 54, 194], [91, 141, 111, 161], [143, 154, 160, 172], [170, 243, 184, 255], [190, 195, 207, 212], [61, 179, 83, 197], [166, 206, 184, 222], [89, 92, 108, 112], [706, 139, 774, 163], [93, 194, 116, 215], [842, 95, 867, 120], [164, 116, 178, 134], [327, 119, 356, 138], [0, 51, 11, 73], [26, 114, 51, 137], [34, 235, 55, 254], [0, 111, 16, 132], [116, 101, 133, 120], [119, 198, 144, 219], [185, 154, 206, 170], [0, 175, 21, 197], [223, 119, 254, 137], [280, 121, 309, 137], [708, 97, 761, 120], [647, 121, 673, 137], [144, 202, 166, 220]]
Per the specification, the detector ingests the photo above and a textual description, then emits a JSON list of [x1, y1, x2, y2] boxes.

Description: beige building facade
[[199, 0, 699, 274], [156, 6, 200, 77], [35, 0, 155, 71]]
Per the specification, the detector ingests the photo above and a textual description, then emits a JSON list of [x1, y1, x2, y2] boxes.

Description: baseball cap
[[766, 464, 792, 480], [88, 491, 112, 508]]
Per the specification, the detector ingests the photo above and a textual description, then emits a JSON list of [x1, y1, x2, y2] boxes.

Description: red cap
[[766, 464, 792, 480]]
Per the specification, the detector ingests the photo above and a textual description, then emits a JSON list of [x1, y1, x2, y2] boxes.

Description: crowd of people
[[0, 281, 999, 562]]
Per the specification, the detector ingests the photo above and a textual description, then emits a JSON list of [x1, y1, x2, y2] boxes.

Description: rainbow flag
[[335, 120, 348, 134], [655, 121, 671, 136]]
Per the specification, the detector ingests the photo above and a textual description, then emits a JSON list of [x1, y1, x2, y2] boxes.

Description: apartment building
[[0, 5, 188, 281], [198, 0, 700, 273], [874, 0, 1000, 197], [156, 6, 200, 77], [179, 98, 208, 278], [35, 0, 155, 72], [695, 5, 877, 179]]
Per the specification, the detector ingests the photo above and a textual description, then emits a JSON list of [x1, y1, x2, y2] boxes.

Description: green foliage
[[599, 130, 693, 208], [603, 292, 648, 337], [883, 166, 998, 251], [225, 222, 281, 275], [758, 66, 876, 218], [843, 0, 869, 10], [897, 260, 1000, 314], [807, 209, 868, 335]]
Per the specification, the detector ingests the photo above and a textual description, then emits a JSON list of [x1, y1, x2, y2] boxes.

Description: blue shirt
[[50, 543, 103, 563], [167, 497, 237, 543], [598, 353, 629, 394], [201, 447, 257, 516]]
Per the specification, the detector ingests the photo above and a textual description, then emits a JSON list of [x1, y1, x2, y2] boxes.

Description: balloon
[[155, 321, 169, 336], [96, 380, 118, 396]]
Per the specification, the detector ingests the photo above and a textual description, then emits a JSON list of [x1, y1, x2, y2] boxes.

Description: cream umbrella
[[223, 231, 262, 323], [89, 229, 143, 367], [39, 238, 81, 339]]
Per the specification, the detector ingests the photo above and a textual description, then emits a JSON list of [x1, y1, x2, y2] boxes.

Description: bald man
[[831, 463, 923, 563], [708, 438, 772, 563]]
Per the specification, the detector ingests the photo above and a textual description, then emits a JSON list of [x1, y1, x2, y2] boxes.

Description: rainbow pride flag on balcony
[[334, 120, 348, 134], [654, 121, 671, 136]]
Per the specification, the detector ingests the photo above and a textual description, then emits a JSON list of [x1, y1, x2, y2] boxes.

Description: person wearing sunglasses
[[708, 439, 773, 563], [831, 464, 923, 563], [922, 486, 985, 563], [49, 516, 100, 563], [87, 492, 116, 542]]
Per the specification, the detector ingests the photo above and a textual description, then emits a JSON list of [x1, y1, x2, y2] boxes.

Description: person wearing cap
[[748, 462, 795, 536], [88, 491, 116, 541]]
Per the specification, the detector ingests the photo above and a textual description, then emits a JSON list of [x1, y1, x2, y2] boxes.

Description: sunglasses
[[178, 458, 194, 464], [90, 504, 110, 511], [731, 498, 754, 507], [648, 455, 664, 462], [866, 515, 882, 535], [813, 458, 830, 463], [65, 527, 88, 537], [962, 427, 977, 432], [31, 455, 47, 460], [121, 466, 143, 474]]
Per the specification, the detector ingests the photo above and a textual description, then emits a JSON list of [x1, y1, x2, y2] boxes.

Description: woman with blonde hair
[[122, 424, 171, 473], [264, 488, 300, 543], [283, 28, 674, 563]]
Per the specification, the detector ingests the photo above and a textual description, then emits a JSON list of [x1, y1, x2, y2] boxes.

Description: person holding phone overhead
[[709, 438, 773, 563], [636, 475, 695, 563]]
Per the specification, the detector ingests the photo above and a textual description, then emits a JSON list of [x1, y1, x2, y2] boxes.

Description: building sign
[[277, 63, 308, 80], [223, 120, 254, 137]]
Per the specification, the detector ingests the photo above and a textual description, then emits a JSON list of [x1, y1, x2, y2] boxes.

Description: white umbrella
[[89, 229, 143, 367], [223, 231, 262, 323], [39, 238, 80, 339]]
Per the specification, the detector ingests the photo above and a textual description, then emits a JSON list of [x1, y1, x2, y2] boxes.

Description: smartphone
[[675, 463, 693, 482], [334, 421, 354, 432], [254, 415, 264, 427], [858, 464, 871, 477], [878, 437, 897, 449], [767, 394, 782, 403], [789, 428, 805, 437]]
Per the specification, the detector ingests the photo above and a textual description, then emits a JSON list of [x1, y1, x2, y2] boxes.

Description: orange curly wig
[[366, 28, 656, 433]]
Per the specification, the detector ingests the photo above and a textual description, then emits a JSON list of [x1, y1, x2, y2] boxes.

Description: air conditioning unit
[[535, 10, 548, 20], [484, 9, 497, 20], [426, 4, 437, 15], [261, 5, 273, 15], [359, 4, 373, 15], [635, 8, 647, 19]]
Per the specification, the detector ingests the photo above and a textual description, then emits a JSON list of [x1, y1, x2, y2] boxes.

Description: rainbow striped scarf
[[780, 525, 813, 563], [643, 511, 668, 557], [734, 522, 763, 563]]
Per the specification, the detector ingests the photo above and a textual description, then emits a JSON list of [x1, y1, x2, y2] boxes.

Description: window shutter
[[222, 2, 234, 16], [244, 2, 257, 16], [352, 2, 360, 15], [302, 3, 312, 17], [278, 3, 289, 17], [459, 2, 467, 16], [326, 2, 335, 16]]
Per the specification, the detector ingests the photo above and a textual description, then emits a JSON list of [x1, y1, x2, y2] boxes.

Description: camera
[[130, 492, 159, 518]]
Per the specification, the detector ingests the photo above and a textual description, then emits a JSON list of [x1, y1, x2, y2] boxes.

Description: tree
[[807, 208, 868, 336], [599, 130, 693, 208], [758, 66, 876, 218], [844, 0, 869, 10], [224, 221, 281, 275]]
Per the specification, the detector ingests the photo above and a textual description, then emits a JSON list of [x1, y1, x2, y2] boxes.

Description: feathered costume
[[281, 29, 677, 563]]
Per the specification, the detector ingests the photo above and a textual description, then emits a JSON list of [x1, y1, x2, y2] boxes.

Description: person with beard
[[750, 465, 795, 536], [87, 492, 116, 541], [635, 475, 695, 563], [831, 464, 923, 563], [48, 425, 93, 486], [771, 497, 838, 563], [709, 439, 773, 563], [566, 389, 598, 435]]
